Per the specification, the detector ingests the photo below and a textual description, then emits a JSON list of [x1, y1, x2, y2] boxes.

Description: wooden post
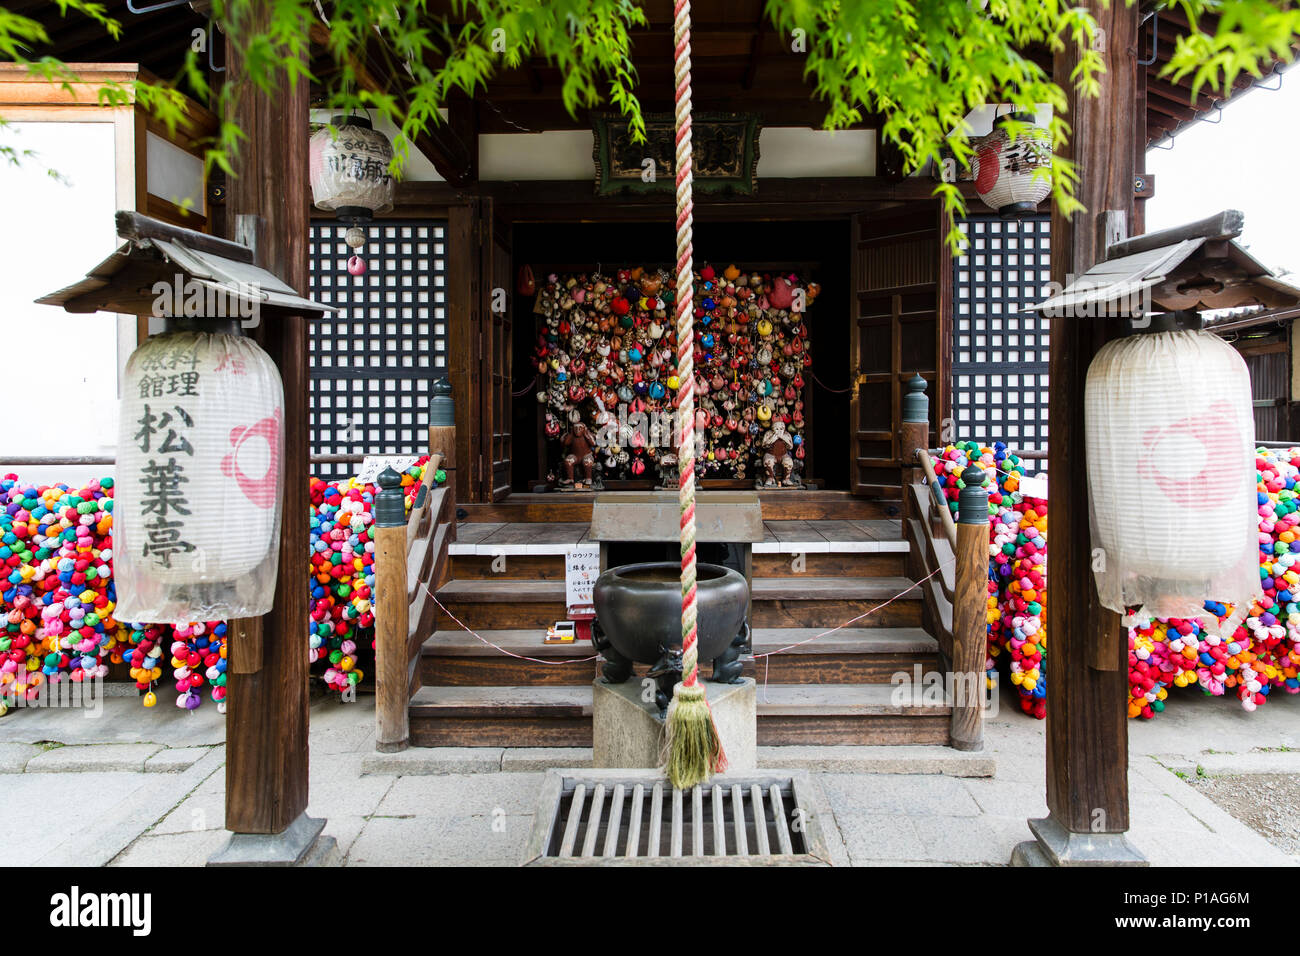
[[951, 465, 987, 751], [1013, 0, 1147, 865], [214, 0, 317, 858], [899, 373, 930, 574], [373, 467, 410, 752]]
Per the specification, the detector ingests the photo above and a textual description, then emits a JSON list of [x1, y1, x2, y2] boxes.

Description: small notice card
[[357, 455, 421, 485], [565, 543, 601, 616]]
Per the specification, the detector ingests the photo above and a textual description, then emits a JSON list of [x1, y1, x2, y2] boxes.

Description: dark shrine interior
[[510, 217, 854, 494]]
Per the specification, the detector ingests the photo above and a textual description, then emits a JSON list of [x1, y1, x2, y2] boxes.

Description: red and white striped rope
[[673, 0, 699, 692]]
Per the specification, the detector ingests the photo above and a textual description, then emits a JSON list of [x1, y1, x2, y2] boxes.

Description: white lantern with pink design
[[114, 330, 284, 624], [1084, 329, 1261, 627]]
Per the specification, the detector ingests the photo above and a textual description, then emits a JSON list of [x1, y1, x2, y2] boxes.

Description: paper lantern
[[309, 115, 395, 275], [1084, 329, 1261, 626], [113, 330, 285, 624], [970, 113, 1052, 219]]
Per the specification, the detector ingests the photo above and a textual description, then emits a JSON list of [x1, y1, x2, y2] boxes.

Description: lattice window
[[308, 220, 449, 481], [952, 215, 1051, 476]]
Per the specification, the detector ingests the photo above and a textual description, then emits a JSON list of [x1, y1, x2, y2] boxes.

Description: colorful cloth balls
[[0, 476, 121, 706], [931, 442, 1046, 719], [308, 458, 431, 694]]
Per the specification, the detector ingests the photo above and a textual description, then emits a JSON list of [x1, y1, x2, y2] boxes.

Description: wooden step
[[750, 577, 923, 628], [458, 490, 897, 524], [420, 630, 599, 686], [419, 626, 939, 687], [435, 577, 923, 630], [752, 551, 905, 577], [408, 683, 950, 748], [754, 684, 951, 746], [745, 627, 939, 683], [451, 549, 907, 580], [409, 685, 593, 747]]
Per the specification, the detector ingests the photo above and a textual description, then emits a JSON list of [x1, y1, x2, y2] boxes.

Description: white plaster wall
[[0, 121, 123, 486], [477, 126, 878, 181]]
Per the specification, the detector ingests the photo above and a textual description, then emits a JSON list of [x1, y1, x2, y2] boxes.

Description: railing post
[[373, 466, 410, 753], [900, 373, 930, 568], [951, 464, 989, 751], [430, 376, 456, 485]]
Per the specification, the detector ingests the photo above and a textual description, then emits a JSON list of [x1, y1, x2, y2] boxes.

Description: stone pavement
[[1, 683, 1296, 866]]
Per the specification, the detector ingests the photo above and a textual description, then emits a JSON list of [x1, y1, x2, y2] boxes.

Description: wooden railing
[[899, 375, 987, 752], [372, 425, 457, 753], [903, 448, 988, 752]]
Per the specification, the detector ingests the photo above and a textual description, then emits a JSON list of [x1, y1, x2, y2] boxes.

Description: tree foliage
[[1, 0, 1297, 236]]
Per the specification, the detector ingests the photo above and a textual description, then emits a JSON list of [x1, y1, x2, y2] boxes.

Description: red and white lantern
[[970, 112, 1052, 219]]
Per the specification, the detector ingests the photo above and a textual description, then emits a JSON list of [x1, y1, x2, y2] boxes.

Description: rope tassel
[[665, 0, 726, 790]]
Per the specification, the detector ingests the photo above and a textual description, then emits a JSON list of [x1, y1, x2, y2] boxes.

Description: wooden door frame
[[849, 200, 952, 498]]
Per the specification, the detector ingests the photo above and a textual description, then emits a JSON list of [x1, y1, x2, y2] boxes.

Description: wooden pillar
[[221, 1, 311, 837], [1015, 0, 1147, 865], [951, 465, 988, 751], [372, 468, 410, 752]]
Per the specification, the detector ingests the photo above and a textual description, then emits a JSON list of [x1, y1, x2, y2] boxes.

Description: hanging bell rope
[[666, 0, 726, 790]]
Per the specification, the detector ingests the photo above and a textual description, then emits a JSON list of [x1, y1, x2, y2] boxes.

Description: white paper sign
[[1018, 475, 1049, 500], [565, 543, 601, 613], [357, 455, 421, 485]]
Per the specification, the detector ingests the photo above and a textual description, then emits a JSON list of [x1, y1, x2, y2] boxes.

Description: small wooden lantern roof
[[36, 211, 335, 318], [1032, 209, 1300, 317]]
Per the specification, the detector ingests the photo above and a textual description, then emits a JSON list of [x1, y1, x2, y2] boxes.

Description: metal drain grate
[[524, 770, 833, 865]]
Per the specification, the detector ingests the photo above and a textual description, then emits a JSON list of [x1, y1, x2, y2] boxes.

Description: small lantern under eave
[[970, 112, 1052, 220], [309, 114, 396, 276]]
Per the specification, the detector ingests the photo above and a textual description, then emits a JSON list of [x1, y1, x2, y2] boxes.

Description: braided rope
[[673, 0, 699, 691]]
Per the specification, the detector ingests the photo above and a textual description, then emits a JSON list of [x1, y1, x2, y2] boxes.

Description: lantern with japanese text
[[1085, 328, 1260, 627], [970, 112, 1052, 219], [309, 115, 395, 276], [114, 329, 285, 624]]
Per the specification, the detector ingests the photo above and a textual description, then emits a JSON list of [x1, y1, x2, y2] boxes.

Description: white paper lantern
[[309, 115, 395, 218], [1085, 329, 1261, 626], [970, 114, 1052, 219], [113, 330, 284, 624]]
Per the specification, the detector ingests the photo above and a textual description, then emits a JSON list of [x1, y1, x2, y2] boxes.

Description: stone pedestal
[[1011, 814, 1148, 867], [593, 678, 756, 771], [207, 812, 338, 867]]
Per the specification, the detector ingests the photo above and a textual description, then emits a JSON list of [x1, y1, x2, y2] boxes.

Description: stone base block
[[1011, 814, 1148, 867], [592, 677, 756, 772], [207, 813, 338, 867]]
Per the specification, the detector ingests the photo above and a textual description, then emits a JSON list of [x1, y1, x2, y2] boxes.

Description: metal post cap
[[374, 466, 406, 527], [902, 373, 929, 424], [430, 377, 455, 427], [958, 464, 989, 525]]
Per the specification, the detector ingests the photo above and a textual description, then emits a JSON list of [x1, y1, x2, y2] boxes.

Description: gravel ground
[[1188, 772, 1300, 858]]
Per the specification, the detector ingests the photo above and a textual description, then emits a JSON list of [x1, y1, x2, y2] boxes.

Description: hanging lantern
[[1084, 328, 1261, 628], [309, 114, 395, 276], [114, 328, 285, 624], [970, 112, 1052, 219]]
